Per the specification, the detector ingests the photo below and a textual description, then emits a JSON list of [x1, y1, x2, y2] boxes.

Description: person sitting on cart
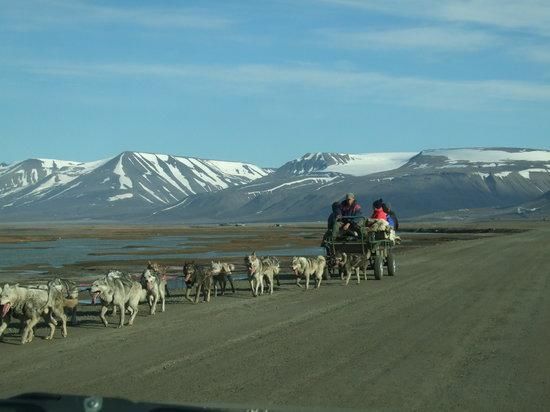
[[382, 202, 399, 230], [340, 193, 363, 236], [371, 198, 387, 220], [327, 201, 342, 234]]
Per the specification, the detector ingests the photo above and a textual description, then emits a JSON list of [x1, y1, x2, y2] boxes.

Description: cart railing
[[324, 215, 394, 256]]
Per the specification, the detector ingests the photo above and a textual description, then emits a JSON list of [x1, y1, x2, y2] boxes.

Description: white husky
[[140, 268, 166, 314], [291, 256, 326, 289], [90, 271, 142, 328], [245, 253, 280, 296], [47, 278, 79, 325], [0, 283, 67, 344]]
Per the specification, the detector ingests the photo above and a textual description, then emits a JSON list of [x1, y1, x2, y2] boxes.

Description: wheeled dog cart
[[322, 216, 397, 280]]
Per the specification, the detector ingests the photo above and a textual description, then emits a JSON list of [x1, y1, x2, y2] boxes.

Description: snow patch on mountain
[[28, 174, 78, 196], [0, 158, 108, 197], [247, 176, 338, 195], [204, 159, 267, 179], [325, 153, 416, 176], [113, 156, 133, 189], [438, 164, 468, 169], [187, 158, 231, 188], [164, 162, 193, 193], [495, 171, 513, 178], [138, 181, 166, 203], [108, 193, 134, 202], [79, 158, 110, 172], [279, 152, 416, 176], [36, 159, 81, 170], [422, 148, 550, 163], [473, 172, 490, 179], [518, 168, 550, 179], [47, 181, 82, 201], [156, 197, 192, 214]]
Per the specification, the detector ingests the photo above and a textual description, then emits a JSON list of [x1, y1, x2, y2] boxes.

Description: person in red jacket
[[371, 198, 387, 220]]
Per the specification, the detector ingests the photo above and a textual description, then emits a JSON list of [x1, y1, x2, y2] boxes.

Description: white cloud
[[0, 0, 232, 31], [522, 46, 550, 64], [12, 60, 550, 110], [80, 4, 231, 30], [439, 1, 550, 36], [319, 26, 501, 51], [317, 0, 550, 37]]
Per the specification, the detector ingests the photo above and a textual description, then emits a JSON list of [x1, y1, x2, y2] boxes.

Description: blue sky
[[1, 0, 549, 167]]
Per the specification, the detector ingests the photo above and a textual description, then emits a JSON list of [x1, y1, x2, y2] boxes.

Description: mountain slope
[[152, 148, 550, 222], [1, 147, 549, 222], [0, 151, 269, 220], [275, 152, 416, 176], [0, 158, 104, 198]]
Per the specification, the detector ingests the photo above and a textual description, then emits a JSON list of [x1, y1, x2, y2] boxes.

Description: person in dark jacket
[[340, 193, 362, 236], [382, 202, 399, 230], [322, 201, 342, 248], [327, 201, 342, 231], [340, 193, 362, 218]]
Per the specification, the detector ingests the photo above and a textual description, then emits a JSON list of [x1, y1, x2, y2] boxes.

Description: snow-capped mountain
[[1, 147, 549, 222], [275, 152, 416, 176], [94, 151, 268, 204], [152, 147, 550, 222], [401, 148, 550, 194], [0, 151, 269, 219], [0, 158, 104, 197], [407, 148, 550, 169]]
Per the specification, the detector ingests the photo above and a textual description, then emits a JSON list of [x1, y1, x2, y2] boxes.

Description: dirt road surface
[[1, 226, 549, 410]]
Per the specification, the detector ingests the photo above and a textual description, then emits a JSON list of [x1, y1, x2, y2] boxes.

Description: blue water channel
[[0, 234, 325, 275]]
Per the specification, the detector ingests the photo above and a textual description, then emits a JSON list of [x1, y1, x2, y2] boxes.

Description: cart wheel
[[387, 251, 396, 276], [374, 255, 384, 280]]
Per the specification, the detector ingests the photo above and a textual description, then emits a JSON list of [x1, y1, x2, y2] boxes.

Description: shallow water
[[0, 236, 193, 269], [0, 233, 325, 278]]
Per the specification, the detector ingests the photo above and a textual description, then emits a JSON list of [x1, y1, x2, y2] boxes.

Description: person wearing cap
[[340, 193, 362, 235]]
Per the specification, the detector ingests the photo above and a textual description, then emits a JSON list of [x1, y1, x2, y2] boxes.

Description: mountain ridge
[[1, 147, 549, 222], [0, 151, 270, 220], [150, 147, 550, 222]]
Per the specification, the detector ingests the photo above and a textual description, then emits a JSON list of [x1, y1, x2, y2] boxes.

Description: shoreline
[[0, 229, 507, 284]]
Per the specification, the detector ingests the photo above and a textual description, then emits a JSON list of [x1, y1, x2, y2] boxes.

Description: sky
[[1, 0, 549, 167]]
